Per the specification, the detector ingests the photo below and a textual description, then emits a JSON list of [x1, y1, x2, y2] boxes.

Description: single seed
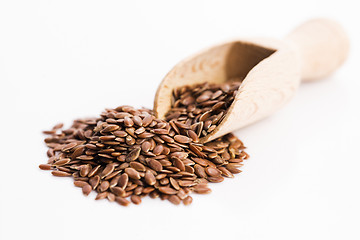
[[132, 116, 143, 126], [61, 142, 77, 152], [102, 124, 120, 132], [89, 175, 100, 189], [39, 164, 52, 170], [107, 192, 116, 202], [169, 177, 180, 190], [145, 170, 156, 185], [148, 159, 163, 171], [173, 158, 186, 172], [217, 166, 234, 178], [95, 192, 108, 200], [125, 168, 140, 180], [194, 164, 207, 178], [130, 162, 146, 172], [115, 197, 130, 206], [99, 181, 110, 192], [205, 167, 221, 177], [168, 195, 181, 205], [80, 164, 91, 177], [131, 195, 142, 205], [118, 173, 129, 189], [82, 184, 92, 196], [101, 164, 115, 178], [194, 186, 212, 194], [110, 186, 126, 197], [126, 148, 141, 162], [174, 135, 192, 144], [183, 196, 193, 205], [158, 187, 178, 195], [51, 171, 71, 177], [74, 180, 88, 187]]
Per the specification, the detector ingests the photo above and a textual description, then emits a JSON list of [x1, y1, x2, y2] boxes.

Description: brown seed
[[194, 186, 211, 194], [160, 135, 174, 143], [141, 141, 151, 152], [74, 180, 88, 187], [205, 167, 221, 177], [183, 196, 193, 205], [153, 144, 164, 155], [142, 115, 153, 127], [169, 177, 180, 190], [110, 175, 121, 187], [80, 164, 91, 177], [61, 142, 78, 152], [125, 168, 140, 180], [115, 197, 130, 206], [149, 191, 159, 199], [132, 116, 143, 126], [53, 158, 71, 166], [217, 166, 234, 178], [39, 164, 52, 170], [226, 166, 242, 174], [76, 155, 94, 161], [130, 162, 146, 172], [88, 165, 101, 178], [194, 164, 207, 178], [152, 128, 169, 134], [196, 92, 212, 103], [131, 195, 142, 205], [124, 116, 134, 127], [51, 171, 71, 177], [159, 178, 169, 185], [211, 90, 223, 99], [178, 180, 196, 187], [173, 158, 186, 172], [82, 184, 92, 196], [158, 187, 178, 195], [174, 135, 192, 144], [148, 159, 163, 172], [71, 145, 85, 159], [134, 186, 143, 195], [125, 135, 135, 145], [118, 173, 129, 189], [101, 164, 115, 178], [89, 175, 100, 189], [192, 158, 208, 167], [145, 170, 156, 185], [177, 188, 187, 200], [113, 130, 127, 137], [187, 130, 199, 143], [102, 124, 120, 132], [168, 195, 181, 205], [107, 192, 116, 202], [95, 192, 108, 200], [99, 135, 116, 141], [99, 181, 110, 192], [110, 186, 126, 197], [126, 148, 141, 162], [207, 176, 224, 183]]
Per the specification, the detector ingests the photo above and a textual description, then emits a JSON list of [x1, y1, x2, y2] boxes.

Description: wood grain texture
[[286, 18, 349, 81], [154, 19, 349, 143]]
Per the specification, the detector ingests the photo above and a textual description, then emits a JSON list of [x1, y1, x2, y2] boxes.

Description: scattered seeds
[[40, 82, 248, 206]]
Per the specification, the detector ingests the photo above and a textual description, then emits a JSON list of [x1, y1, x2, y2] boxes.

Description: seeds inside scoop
[[166, 81, 241, 139], [40, 82, 248, 206]]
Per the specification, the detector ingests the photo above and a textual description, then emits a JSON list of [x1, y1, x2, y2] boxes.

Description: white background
[[0, 1, 359, 240]]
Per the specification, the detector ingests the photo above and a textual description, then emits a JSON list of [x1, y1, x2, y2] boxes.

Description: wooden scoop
[[154, 18, 349, 143]]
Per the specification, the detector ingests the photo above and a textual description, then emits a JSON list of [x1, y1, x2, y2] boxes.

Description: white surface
[[0, 1, 359, 240]]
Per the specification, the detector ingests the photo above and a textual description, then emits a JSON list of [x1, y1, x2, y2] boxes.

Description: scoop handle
[[285, 18, 349, 82]]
